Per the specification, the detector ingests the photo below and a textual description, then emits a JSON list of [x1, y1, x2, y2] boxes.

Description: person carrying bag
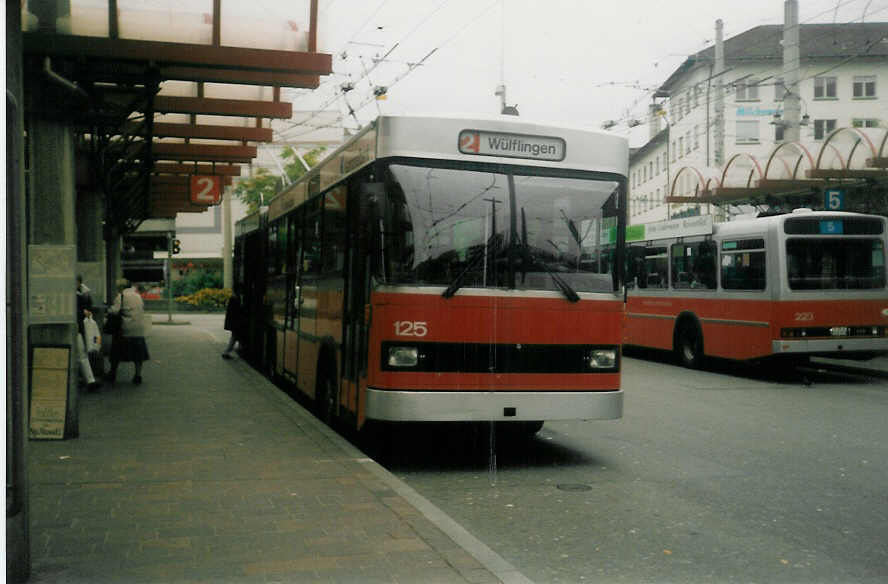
[[103, 295, 123, 336], [106, 280, 150, 385], [83, 313, 104, 379]]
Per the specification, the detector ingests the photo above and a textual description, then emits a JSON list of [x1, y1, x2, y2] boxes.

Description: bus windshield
[[379, 163, 622, 294], [787, 238, 886, 290]]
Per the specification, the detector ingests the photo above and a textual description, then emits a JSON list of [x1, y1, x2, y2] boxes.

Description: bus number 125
[[395, 321, 428, 337]]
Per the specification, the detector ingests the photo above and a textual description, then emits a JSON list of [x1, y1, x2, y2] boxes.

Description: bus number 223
[[395, 321, 428, 337]]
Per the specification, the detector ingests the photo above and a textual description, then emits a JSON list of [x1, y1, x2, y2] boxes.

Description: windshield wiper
[[520, 208, 580, 303], [442, 246, 486, 298], [442, 233, 501, 299]]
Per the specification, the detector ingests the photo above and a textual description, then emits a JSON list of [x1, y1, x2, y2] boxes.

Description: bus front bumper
[[365, 388, 623, 422], [772, 337, 888, 356]]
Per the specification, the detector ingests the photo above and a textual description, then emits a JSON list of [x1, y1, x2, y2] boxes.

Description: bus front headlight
[[587, 349, 617, 370], [388, 346, 419, 368]]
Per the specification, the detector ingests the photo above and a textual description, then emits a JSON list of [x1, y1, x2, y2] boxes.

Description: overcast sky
[[260, 0, 888, 147]]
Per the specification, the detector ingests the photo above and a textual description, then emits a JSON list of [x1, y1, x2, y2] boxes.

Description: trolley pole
[[167, 231, 173, 323]]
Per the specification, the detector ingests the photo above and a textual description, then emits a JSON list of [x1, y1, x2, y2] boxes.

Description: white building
[[629, 21, 888, 225]]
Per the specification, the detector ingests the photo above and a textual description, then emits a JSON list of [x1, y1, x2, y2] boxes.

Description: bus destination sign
[[459, 129, 566, 161]]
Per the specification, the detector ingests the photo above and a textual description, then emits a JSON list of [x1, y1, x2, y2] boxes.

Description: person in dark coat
[[222, 289, 246, 359]]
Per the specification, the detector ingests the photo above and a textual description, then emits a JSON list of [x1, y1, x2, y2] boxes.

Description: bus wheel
[[315, 372, 337, 427], [676, 323, 703, 369]]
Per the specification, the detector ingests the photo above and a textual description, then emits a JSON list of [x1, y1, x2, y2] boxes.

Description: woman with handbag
[[106, 278, 150, 385]]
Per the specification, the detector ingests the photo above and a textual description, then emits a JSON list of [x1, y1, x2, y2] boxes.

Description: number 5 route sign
[[190, 175, 222, 205], [824, 188, 845, 211]]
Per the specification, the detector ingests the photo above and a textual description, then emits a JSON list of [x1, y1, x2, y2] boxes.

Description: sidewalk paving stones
[[26, 314, 515, 584]]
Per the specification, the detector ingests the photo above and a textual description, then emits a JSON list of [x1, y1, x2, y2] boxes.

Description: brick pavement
[[26, 314, 523, 584]]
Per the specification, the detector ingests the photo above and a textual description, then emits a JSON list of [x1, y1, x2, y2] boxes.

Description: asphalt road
[[365, 353, 888, 584]]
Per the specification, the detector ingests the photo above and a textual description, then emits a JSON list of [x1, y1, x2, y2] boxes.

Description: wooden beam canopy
[[150, 123, 273, 143], [153, 96, 292, 119], [23, 33, 332, 83], [152, 163, 242, 176]]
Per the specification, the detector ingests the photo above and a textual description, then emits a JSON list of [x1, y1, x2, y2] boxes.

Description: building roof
[[629, 129, 668, 164], [657, 22, 888, 96]]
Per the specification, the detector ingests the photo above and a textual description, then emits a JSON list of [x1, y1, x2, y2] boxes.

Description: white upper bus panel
[[376, 115, 629, 176]]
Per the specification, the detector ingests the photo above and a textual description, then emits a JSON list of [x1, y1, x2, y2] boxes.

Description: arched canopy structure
[[665, 166, 721, 203], [809, 127, 888, 178], [663, 127, 887, 214], [764, 142, 816, 180]]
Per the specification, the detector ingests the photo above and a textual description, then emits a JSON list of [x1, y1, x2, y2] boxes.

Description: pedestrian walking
[[222, 288, 246, 360], [106, 278, 150, 385]]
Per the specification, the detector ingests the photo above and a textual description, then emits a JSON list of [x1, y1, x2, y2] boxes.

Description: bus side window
[[626, 245, 647, 289], [693, 241, 717, 289], [671, 241, 716, 289], [721, 239, 766, 291], [322, 186, 348, 274], [645, 246, 668, 288]]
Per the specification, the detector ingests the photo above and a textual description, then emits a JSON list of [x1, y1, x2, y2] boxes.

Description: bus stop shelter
[[6, 2, 333, 580]]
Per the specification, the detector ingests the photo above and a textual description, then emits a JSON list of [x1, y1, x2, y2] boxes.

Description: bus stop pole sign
[[824, 188, 845, 211], [190, 175, 222, 205]]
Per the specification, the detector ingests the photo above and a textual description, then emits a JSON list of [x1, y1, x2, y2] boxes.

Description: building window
[[671, 141, 676, 162], [775, 124, 785, 142], [649, 161, 653, 180], [693, 85, 701, 108], [814, 119, 837, 140], [678, 136, 684, 158], [736, 120, 760, 144], [853, 75, 876, 98], [814, 76, 837, 99], [663, 152, 668, 170], [736, 80, 759, 101], [656, 156, 660, 175], [693, 125, 700, 150], [685, 131, 691, 154], [643, 165, 647, 182], [852, 119, 879, 128]]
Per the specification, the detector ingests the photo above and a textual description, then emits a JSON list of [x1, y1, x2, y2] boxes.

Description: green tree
[[233, 167, 282, 215], [233, 146, 327, 214], [281, 146, 326, 184]]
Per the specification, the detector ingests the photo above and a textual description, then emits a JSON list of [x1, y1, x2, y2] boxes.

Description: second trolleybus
[[234, 114, 628, 432], [622, 209, 888, 368]]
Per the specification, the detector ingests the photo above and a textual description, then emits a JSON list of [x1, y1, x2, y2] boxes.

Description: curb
[[234, 356, 535, 584]]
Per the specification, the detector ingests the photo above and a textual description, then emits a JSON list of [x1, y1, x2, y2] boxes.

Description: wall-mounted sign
[[626, 215, 714, 243], [458, 130, 566, 162], [28, 245, 76, 324], [736, 106, 781, 117], [29, 346, 70, 439], [190, 175, 222, 205]]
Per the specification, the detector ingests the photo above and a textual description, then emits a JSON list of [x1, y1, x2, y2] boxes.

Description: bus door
[[283, 210, 303, 380], [296, 197, 323, 397], [342, 177, 376, 421]]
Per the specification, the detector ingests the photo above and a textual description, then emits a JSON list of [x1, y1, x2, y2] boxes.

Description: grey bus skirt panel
[[365, 388, 623, 422]]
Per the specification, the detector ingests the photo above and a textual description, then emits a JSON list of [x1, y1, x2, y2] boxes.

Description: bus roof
[[263, 114, 629, 222], [628, 209, 884, 242]]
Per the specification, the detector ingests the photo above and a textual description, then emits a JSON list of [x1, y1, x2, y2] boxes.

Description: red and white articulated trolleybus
[[623, 209, 888, 368], [235, 114, 628, 433]]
